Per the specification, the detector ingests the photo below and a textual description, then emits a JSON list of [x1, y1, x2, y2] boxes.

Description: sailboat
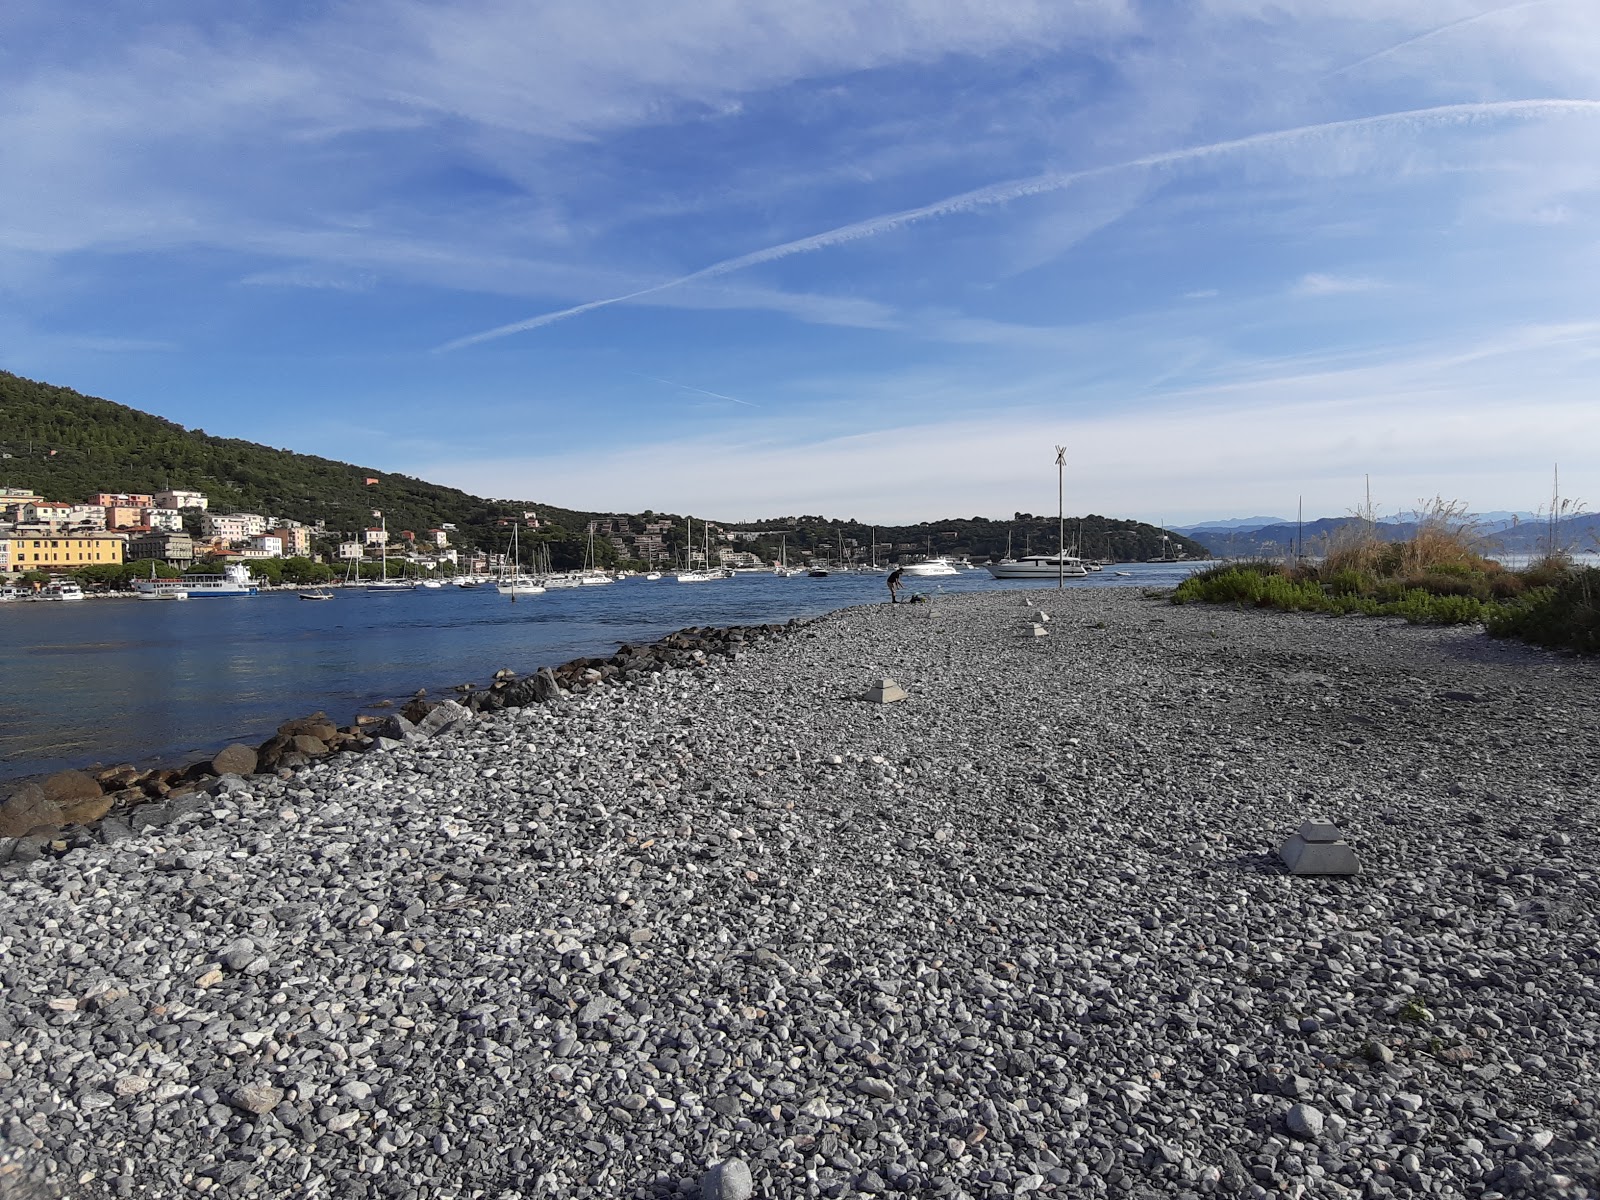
[[497, 523, 546, 597], [577, 526, 613, 585], [773, 533, 804, 577], [366, 512, 416, 591], [673, 516, 725, 583]]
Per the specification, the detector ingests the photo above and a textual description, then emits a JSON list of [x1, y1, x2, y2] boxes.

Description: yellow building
[[1, 533, 125, 573]]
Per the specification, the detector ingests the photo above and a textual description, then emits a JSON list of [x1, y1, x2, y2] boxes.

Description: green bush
[[1485, 569, 1600, 654], [1324, 567, 1372, 596]]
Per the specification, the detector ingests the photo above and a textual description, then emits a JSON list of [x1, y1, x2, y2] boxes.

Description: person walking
[[887, 567, 904, 603]]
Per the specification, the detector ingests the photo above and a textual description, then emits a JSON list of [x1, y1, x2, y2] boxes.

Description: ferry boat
[[135, 563, 258, 599]]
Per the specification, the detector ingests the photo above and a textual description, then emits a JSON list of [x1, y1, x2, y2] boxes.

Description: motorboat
[[899, 556, 960, 577], [299, 588, 335, 601], [418, 578, 444, 589], [40, 580, 87, 601], [645, 571, 663, 581], [807, 567, 830, 578], [986, 554, 1090, 579], [137, 563, 258, 598], [0, 585, 31, 602]]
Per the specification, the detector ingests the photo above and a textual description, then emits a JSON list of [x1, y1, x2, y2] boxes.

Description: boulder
[[57, 794, 115, 827], [370, 714, 419, 741], [416, 700, 472, 738], [42, 770, 102, 806], [0, 783, 60, 838], [211, 743, 259, 776], [255, 734, 295, 772], [401, 698, 436, 725], [701, 1159, 754, 1200]]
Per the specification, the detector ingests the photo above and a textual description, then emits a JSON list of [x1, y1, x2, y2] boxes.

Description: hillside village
[[0, 484, 885, 586]]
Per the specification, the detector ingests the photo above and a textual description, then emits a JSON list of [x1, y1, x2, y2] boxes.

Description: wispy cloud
[[629, 371, 759, 408], [1292, 272, 1387, 296], [1323, 0, 1560, 80], [438, 99, 1600, 350]]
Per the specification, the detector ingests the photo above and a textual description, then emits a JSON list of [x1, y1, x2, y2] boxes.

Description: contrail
[[437, 99, 1600, 352], [1324, 1, 1558, 80], [630, 371, 758, 407]]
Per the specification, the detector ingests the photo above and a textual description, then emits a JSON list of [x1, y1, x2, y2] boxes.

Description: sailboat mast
[[1055, 445, 1066, 590]]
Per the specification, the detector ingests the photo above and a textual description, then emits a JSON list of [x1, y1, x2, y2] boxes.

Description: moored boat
[[899, 556, 960, 577], [985, 554, 1090, 579], [137, 563, 257, 598]]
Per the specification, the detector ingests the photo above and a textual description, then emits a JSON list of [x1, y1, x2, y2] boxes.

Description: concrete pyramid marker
[[1033, 610, 1051, 624], [861, 678, 909, 704], [1279, 819, 1360, 875], [1024, 622, 1049, 638]]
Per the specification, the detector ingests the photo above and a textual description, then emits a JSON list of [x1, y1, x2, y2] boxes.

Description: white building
[[337, 541, 364, 560], [363, 526, 387, 547], [144, 508, 184, 531], [156, 489, 208, 511], [249, 534, 284, 557], [204, 512, 268, 540]]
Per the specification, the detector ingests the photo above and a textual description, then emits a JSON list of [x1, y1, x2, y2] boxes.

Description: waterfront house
[[270, 526, 313, 556], [93, 492, 155, 508], [127, 531, 195, 566], [1, 532, 126, 572]]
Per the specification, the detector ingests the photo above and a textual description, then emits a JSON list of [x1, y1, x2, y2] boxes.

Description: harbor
[[0, 563, 1204, 782]]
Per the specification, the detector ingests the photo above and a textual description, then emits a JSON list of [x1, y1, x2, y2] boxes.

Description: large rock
[[370, 714, 419, 742], [277, 713, 338, 742], [41, 770, 102, 806], [57, 794, 114, 827], [0, 783, 59, 838], [211, 743, 258, 776], [290, 734, 331, 757], [416, 700, 472, 738], [701, 1159, 753, 1200]]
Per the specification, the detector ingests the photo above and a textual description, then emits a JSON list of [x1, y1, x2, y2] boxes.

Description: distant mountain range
[[1183, 512, 1597, 559]]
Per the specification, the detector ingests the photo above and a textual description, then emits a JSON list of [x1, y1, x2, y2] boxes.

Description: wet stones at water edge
[[0, 618, 809, 869]]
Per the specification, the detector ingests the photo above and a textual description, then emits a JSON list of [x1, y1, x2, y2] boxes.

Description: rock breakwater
[[1, 590, 1596, 1199], [0, 621, 799, 866]]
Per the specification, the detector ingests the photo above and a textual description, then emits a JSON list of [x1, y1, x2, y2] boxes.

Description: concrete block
[[1280, 820, 1360, 875], [1024, 623, 1049, 638], [1032, 610, 1051, 624], [861, 678, 909, 704]]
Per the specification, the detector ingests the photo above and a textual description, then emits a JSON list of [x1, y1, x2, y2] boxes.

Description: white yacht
[[899, 556, 960, 577], [40, 580, 87, 601], [986, 554, 1090, 579]]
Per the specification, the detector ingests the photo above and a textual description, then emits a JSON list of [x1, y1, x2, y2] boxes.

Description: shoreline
[[1, 588, 1596, 1198]]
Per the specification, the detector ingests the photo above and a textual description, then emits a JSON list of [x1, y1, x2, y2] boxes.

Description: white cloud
[[411, 319, 1600, 523], [1292, 272, 1387, 296]]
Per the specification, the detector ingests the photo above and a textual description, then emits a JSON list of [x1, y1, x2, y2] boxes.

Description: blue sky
[[3, 0, 1598, 524]]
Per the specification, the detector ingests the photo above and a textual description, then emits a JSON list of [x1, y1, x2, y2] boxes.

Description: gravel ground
[[2, 588, 1596, 1200]]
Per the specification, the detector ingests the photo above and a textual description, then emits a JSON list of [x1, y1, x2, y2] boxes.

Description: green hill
[[0, 369, 1205, 566]]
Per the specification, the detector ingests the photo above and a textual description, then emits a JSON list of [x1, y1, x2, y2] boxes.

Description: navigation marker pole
[[1055, 445, 1067, 590]]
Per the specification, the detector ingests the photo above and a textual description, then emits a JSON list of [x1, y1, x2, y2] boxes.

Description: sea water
[[0, 563, 1205, 780]]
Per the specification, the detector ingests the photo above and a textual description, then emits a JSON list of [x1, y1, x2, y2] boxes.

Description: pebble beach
[[2, 587, 1596, 1200]]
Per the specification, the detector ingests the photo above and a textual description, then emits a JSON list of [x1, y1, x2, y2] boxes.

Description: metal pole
[[1055, 446, 1066, 589]]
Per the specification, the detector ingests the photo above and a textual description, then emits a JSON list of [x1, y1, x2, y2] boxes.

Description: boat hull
[[986, 558, 1090, 579]]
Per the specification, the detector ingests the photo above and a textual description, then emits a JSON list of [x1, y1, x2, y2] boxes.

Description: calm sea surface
[[0, 563, 1206, 781]]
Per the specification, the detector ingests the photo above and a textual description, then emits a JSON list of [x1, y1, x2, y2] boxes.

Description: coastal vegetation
[[1172, 500, 1597, 653]]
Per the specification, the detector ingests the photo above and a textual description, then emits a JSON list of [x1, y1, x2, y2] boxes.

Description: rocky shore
[[1, 588, 1596, 1200]]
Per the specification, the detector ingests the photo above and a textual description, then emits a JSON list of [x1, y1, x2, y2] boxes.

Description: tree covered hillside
[[0, 370, 1205, 566], [0, 371, 597, 552]]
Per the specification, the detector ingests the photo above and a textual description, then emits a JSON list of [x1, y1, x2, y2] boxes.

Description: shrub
[[1324, 568, 1372, 597], [1486, 568, 1600, 654]]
